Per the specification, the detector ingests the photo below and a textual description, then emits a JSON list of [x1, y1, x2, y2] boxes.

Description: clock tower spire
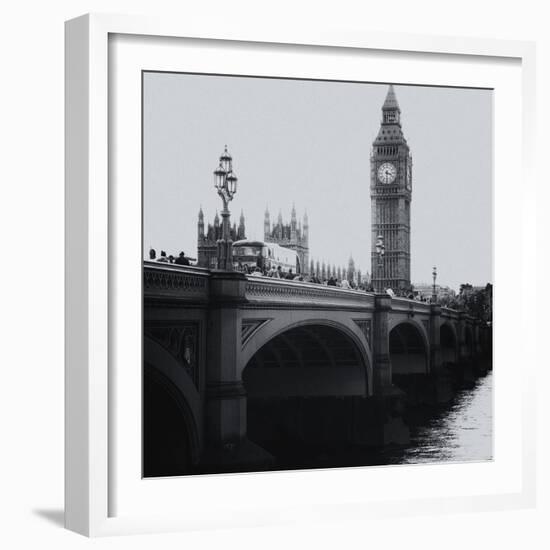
[[370, 84, 412, 291]]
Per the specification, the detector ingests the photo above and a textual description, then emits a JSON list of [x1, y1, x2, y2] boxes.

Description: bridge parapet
[[390, 297, 432, 315], [144, 262, 210, 302], [441, 306, 461, 321], [244, 277, 375, 310]]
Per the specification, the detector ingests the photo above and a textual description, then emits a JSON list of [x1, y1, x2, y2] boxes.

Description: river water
[[395, 371, 493, 465], [266, 371, 494, 471], [195, 372, 494, 475]]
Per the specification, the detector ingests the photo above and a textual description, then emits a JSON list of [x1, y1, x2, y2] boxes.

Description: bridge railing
[[244, 275, 375, 309], [390, 296, 432, 315], [143, 263, 475, 320], [441, 306, 462, 321], [143, 261, 210, 302]]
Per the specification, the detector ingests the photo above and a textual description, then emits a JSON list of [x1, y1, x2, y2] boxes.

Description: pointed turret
[[277, 210, 283, 239], [348, 255, 356, 283], [198, 206, 204, 242], [373, 84, 406, 148], [290, 203, 297, 242], [214, 211, 220, 239], [238, 210, 246, 240], [382, 84, 400, 113], [264, 207, 270, 240]]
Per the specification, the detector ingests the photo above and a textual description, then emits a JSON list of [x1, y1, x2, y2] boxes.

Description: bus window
[[235, 246, 260, 257]]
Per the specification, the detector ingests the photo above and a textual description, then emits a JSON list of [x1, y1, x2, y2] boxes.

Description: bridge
[[143, 262, 490, 476]]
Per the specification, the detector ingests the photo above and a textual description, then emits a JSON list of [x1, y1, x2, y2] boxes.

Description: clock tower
[[371, 85, 412, 291]]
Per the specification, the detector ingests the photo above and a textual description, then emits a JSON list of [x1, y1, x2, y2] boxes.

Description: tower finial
[[382, 84, 400, 111]]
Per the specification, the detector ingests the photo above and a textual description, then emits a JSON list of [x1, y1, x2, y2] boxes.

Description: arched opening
[[390, 322, 428, 376], [143, 366, 194, 477], [390, 322, 428, 403], [243, 324, 368, 466], [440, 323, 458, 365]]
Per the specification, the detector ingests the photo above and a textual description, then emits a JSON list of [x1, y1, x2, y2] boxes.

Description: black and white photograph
[[142, 72, 493, 477]]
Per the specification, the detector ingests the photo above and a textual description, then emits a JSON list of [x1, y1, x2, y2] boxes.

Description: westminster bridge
[[142, 262, 491, 476]]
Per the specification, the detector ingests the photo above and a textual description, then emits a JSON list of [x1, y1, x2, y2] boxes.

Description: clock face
[[377, 162, 397, 184], [406, 164, 412, 189]]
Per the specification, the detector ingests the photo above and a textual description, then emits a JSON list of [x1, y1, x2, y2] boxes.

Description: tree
[[455, 282, 492, 323]]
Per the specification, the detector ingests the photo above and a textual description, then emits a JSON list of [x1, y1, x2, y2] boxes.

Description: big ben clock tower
[[371, 84, 412, 292]]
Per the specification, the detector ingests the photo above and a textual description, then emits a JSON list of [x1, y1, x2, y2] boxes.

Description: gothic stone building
[[264, 206, 309, 275], [197, 207, 246, 269], [371, 85, 412, 291]]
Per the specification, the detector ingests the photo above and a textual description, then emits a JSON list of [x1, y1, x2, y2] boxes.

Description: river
[[396, 371, 493, 465], [266, 371, 494, 471]]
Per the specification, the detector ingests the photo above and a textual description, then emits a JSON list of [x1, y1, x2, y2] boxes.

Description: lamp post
[[375, 234, 385, 293], [432, 265, 437, 303], [213, 145, 238, 270]]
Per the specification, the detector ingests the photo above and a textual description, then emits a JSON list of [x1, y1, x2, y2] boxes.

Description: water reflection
[[399, 372, 493, 464], [253, 372, 494, 472]]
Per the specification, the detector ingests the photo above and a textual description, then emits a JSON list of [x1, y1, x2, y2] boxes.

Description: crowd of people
[[148, 248, 434, 300], [238, 264, 436, 300], [149, 248, 195, 266], [237, 263, 370, 290]]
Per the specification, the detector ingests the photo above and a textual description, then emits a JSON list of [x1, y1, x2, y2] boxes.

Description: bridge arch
[[389, 320, 429, 378], [240, 317, 372, 393], [440, 321, 459, 364], [143, 336, 202, 476], [242, 321, 371, 456]]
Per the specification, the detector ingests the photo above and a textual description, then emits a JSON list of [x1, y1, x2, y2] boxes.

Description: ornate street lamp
[[432, 266, 437, 303], [213, 145, 238, 270], [375, 234, 385, 293]]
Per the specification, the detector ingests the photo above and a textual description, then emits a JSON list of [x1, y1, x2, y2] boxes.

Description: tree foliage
[[444, 283, 493, 324]]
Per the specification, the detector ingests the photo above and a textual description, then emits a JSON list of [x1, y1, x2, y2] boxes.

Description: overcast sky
[[143, 72, 492, 291]]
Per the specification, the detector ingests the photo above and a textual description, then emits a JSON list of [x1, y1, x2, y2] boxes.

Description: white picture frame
[[65, 13, 537, 537]]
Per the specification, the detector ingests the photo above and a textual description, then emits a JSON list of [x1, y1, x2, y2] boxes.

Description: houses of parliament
[[197, 205, 364, 284], [197, 205, 309, 274]]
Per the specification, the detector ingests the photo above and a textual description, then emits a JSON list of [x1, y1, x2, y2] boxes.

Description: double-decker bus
[[232, 239, 299, 274]]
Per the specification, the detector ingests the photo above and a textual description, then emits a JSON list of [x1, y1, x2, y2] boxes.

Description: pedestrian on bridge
[[175, 252, 190, 266]]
